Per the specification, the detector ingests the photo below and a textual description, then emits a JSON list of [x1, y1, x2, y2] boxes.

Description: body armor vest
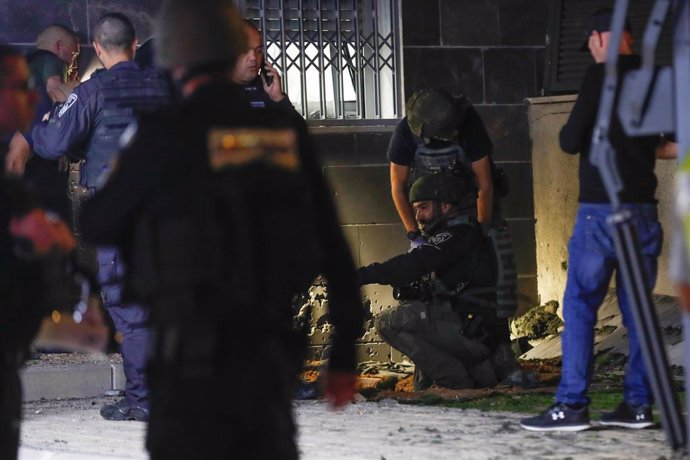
[[82, 68, 170, 187], [411, 140, 478, 209], [431, 218, 518, 319]]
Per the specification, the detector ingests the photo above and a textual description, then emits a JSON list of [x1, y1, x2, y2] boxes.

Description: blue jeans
[[556, 203, 662, 406]]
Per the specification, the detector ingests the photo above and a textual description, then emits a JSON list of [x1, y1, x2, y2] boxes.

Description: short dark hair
[[0, 45, 24, 85], [244, 19, 260, 33], [92, 12, 136, 51]]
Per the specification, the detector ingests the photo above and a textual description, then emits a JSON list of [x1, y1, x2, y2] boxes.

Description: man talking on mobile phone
[[231, 19, 293, 112]]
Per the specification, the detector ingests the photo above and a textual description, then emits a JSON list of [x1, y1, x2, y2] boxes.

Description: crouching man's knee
[[374, 301, 429, 342], [374, 308, 395, 341]]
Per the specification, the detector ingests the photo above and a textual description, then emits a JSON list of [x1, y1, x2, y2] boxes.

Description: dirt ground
[[17, 355, 684, 459], [19, 396, 679, 460]]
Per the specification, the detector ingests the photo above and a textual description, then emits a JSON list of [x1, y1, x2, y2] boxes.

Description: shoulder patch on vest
[[207, 128, 300, 172], [428, 231, 452, 246], [58, 93, 78, 117]]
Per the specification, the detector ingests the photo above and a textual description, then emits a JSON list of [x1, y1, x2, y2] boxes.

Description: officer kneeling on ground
[[358, 172, 521, 390]]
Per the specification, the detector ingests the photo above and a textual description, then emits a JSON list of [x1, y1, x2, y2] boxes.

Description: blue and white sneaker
[[520, 403, 591, 432], [599, 402, 654, 429]]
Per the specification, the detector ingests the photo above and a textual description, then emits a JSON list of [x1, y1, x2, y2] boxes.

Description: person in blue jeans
[[521, 8, 671, 431]]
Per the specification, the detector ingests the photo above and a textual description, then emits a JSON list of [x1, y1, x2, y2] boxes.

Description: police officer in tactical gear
[[31, 13, 172, 421], [19, 24, 81, 222], [79, 0, 364, 458], [388, 88, 496, 248], [358, 172, 519, 390]]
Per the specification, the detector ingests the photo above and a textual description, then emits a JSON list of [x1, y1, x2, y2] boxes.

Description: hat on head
[[580, 7, 632, 52]]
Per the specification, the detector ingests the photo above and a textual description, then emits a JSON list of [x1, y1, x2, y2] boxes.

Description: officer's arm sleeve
[[79, 126, 154, 247], [358, 244, 448, 287], [559, 64, 601, 155], [32, 89, 91, 160], [463, 107, 493, 161], [298, 126, 364, 373], [387, 119, 415, 166], [40, 56, 65, 83]]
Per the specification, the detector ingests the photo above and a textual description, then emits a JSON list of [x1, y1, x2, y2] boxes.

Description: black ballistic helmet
[[155, 0, 246, 71], [406, 88, 464, 141], [409, 172, 466, 205]]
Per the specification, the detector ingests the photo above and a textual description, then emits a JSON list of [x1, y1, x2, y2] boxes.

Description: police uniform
[[358, 215, 512, 389], [22, 49, 71, 222], [31, 60, 171, 415], [79, 81, 363, 459], [240, 74, 294, 112]]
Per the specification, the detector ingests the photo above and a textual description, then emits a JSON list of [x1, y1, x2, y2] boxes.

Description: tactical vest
[[432, 218, 518, 319], [410, 126, 509, 223], [453, 226, 517, 318], [82, 67, 170, 187], [411, 140, 478, 208]]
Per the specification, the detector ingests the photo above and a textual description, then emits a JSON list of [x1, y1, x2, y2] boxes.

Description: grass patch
[[401, 390, 686, 416]]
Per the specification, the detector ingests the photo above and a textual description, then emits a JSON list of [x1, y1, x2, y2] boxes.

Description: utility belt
[[69, 181, 96, 234], [398, 293, 491, 342], [427, 298, 489, 341]]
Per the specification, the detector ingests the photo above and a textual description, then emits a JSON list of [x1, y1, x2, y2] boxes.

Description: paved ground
[[19, 397, 679, 460]]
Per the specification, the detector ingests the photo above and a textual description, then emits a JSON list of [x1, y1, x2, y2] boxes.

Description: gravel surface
[[19, 397, 679, 460], [23, 353, 122, 369]]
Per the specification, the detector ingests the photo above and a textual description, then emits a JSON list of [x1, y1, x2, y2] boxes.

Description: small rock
[[377, 398, 399, 407], [352, 393, 367, 403]]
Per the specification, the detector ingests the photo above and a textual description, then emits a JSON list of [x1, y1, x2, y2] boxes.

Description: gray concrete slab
[[19, 397, 675, 460], [20, 362, 125, 402]]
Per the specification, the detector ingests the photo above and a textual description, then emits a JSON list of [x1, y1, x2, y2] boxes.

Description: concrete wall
[[400, 0, 552, 315], [3, 0, 551, 364], [0, 0, 158, 47], [529, 96, 678, 306]]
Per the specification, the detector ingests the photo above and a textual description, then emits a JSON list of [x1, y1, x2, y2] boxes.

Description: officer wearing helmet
[[358, 172, 520, 390], [389, 88, 495, 248], [79, 0, 363, 458]]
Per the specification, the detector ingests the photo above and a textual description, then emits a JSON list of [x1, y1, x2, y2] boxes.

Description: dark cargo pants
[[375, 300, 493, 389], [97, 247, 151, 409], [147, 318, 301, 460]]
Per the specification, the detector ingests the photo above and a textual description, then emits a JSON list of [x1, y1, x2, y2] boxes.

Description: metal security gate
[[238, 0, 402, 120]]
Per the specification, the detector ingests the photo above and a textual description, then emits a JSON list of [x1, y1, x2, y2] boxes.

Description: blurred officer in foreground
[[79, 0, 363, 458], [0, 44, 106, 460], [31, 13, 171, 421], [358, 172, 520, 390]]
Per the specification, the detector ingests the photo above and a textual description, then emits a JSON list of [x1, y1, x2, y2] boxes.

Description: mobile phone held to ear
[[260, 60, 273, 86]]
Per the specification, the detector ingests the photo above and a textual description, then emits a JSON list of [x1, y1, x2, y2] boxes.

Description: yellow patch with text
[[207, 128, 300, 172]]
